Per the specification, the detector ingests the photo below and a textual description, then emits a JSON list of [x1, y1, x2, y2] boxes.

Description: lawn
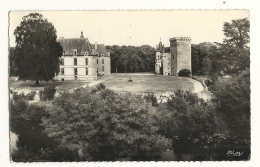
[[102, 74, 195, 93], [9, 75, 196, 93], [9, 80, 90, 91]]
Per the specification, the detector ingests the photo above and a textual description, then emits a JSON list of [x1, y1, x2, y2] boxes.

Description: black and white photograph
[[8, 10, 251, 162]]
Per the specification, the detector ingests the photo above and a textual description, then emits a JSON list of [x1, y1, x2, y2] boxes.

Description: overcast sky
[[9, 10, 249, 47]]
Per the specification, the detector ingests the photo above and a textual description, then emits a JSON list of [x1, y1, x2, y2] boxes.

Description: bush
[[178, 69, 191, 77], [13, 92, 25, 101], [25, 91, 36, 100], [40, 86, 56, 101], [13, 91, 36, 101]]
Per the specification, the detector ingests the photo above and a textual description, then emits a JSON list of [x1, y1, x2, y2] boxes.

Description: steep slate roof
[[57, 38, 93, 56], [157, 41, 165, 53], [91, 44, 108, 56]]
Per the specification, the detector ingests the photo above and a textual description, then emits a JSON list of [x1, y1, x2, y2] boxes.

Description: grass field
[[102, 74, 195, 93], [9, 74, 198, 93]]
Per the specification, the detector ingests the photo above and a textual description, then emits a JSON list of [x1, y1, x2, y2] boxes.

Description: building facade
[[155, 37, 191, 76], [55, 32, 111, 81]]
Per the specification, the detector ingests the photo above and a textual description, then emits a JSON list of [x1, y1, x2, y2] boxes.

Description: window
[[85, 58, 88, 65], [102, 66, 104, 72], [85, 52, 88, 55], [168, 63, 169, 65], [61, 68, 64, 75], [172, 54, 174, 59], [102, 59, 104, 64], [61, 58, 64, 65], [74, 68, 77, 75], [74, 58, 77, 65], [86, 68, 88, 75], [63, 51, 65, 55], [97, 59, 98, 64], [97, 67, 98, 73], [73, 49, 77, 55]]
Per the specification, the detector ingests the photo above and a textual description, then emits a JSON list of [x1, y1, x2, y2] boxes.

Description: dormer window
[[73, 49, 77, 56], [101, 54, 104, 57]]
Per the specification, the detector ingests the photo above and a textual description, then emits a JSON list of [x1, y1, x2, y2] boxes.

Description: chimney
[[80, 31, 84, 38], [95, 42, 97, 49]]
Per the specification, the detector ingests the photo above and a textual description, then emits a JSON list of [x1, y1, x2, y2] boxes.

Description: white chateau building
[[55, 32, 111, 81]]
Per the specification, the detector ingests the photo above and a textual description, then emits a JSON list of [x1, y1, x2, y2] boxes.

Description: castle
[[55, 32, 111, 81], [155, 37, 191, 76]]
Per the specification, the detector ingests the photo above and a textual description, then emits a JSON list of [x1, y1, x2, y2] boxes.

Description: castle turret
[[155, 50, 161, 74]]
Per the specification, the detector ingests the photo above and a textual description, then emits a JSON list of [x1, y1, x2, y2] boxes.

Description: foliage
[[178, 69, 191, 77], [13, 13, 63, 85], [143, 93, 158, 107], [12, 91, 36, 101], [223, 18, 250, 49], [10, 96, 77, 162], [191, 18, 250, 76], [9, 47, 16, 76], [191, 42, 215, 75], [42, 86, 171, 161], [210, 68, 250, 139], [154, 89, 228, 160], [40, 85, 56, 101], [106, 45, 155, 73], [26, 91, 36, 100]]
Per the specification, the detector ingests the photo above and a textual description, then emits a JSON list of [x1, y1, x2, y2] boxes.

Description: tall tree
[[13, 13, 63, 86], [223, 18, 250, 49], [222, 18, 250, 74]]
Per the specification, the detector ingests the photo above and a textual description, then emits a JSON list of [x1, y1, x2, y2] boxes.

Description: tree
[[42, 86, 171, 161], [13, 13, 63, 86], [10, 96, 76, 162], [106, 45, 155, 73], [223, 18, 250, 49], [210, 68, 250, 138], [191, 43, 214, 75], [221, 18, 250, 75], [118, 54, 128, 74], [9, 47, 16, 76], [155, 89, 228, 160]]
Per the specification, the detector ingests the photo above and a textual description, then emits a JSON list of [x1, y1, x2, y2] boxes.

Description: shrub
[[96, 83, 106, 91], [178, 69, 191, 77], [25, 91, 36, 100], [144, 93, 158, 107], [13, 92, 25, 101], [40, 86, 56, 101], [13, 91, 37, 101]]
